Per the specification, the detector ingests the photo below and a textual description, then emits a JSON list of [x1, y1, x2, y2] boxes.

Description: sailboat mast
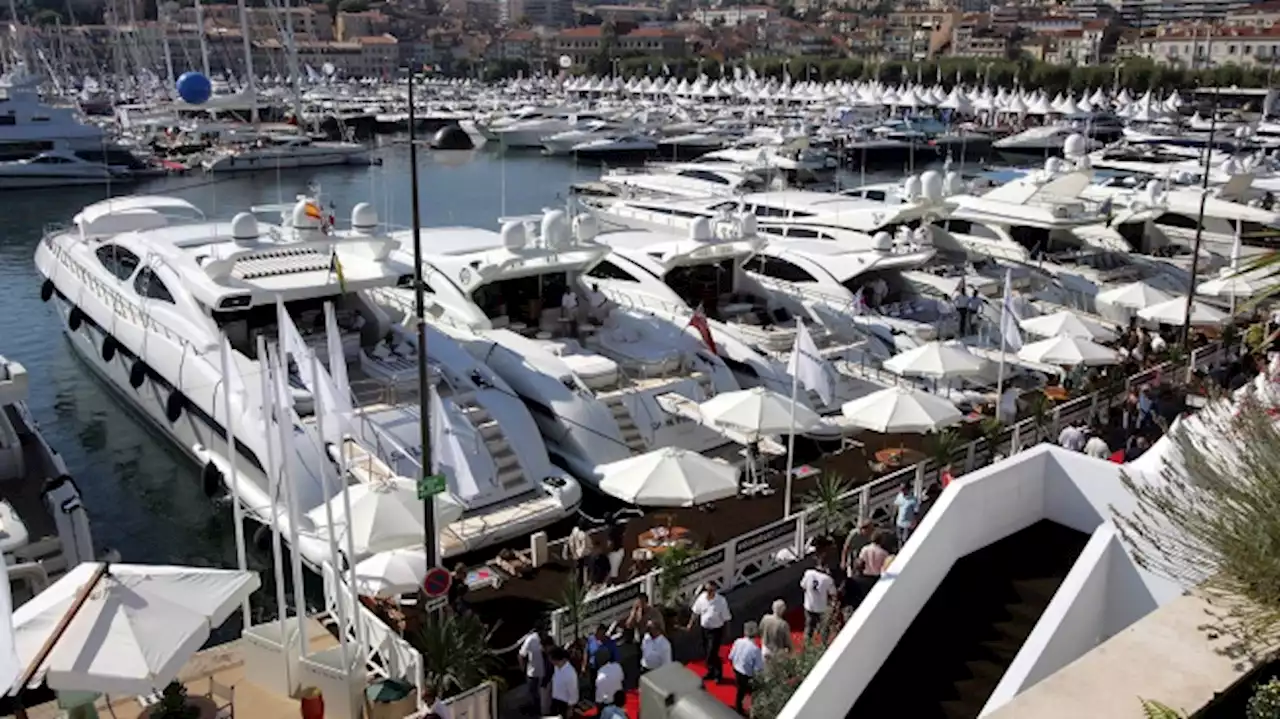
[[407, 67, 437, 568], [237, 0, 258, 125]]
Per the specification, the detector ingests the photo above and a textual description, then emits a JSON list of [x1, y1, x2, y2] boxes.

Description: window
[[863, 190, 887, 201], [95, 244, 141, 281], [752, 204, 789, 218], [678, 170, 730, 185], [31, 155, 70, 164], [0, 116, 14, 126], [1154, 213, 1199, 230], [751, 256, 816, 283], [134, 267, 175, 303], [588, 260, 640, 282]]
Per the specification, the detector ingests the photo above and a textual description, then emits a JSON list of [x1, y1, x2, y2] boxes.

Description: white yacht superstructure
[[34, 195, 579, 566], [202, 134, 370, 172], [368, 211, 746, 495]]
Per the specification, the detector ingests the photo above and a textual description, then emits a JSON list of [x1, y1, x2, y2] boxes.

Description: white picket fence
[[546, 341, 1229, 646]]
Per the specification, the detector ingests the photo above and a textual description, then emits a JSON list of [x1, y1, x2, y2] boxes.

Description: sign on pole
[[422, 567, 452, 599], [417, 473, 447, 500]]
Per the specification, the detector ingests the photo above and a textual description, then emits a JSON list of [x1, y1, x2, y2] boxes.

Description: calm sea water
[[0, 144, 931, 634]]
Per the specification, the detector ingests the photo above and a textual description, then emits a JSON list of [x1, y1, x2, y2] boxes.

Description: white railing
[[322, 565, 423, 692], [545, 340, 1232, 645]]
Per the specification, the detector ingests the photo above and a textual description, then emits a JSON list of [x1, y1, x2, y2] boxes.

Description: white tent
[[840, 386, 962, 434], [12, 563, 260, 695], [307, 477, 433, 556], [598, 447, 739, 507], [355, 548, 429, 598], [1018, 335, 1120, 366], [1019, 310, 1119, 342], [1096, 281, 1173, 310], [698, 386, 825, 440], [882, 341, 987, 379], [1137, 297, 1229, 327]]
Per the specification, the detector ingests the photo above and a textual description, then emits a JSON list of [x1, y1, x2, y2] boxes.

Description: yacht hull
[[203, 147, 371, 172], [0, 174, 120, 189]]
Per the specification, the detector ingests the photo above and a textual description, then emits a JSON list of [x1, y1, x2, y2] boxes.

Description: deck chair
[[206, 678, 235, 719]]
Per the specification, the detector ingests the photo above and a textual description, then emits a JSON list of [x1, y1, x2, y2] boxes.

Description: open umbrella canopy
[[12, 563, 260, 695], [840, 386, 962, 434], [1018, 310, 1119, 342], [1137, 297, 1229, 327], [697, 386, 825, 440], [1095, 281, 1173, 310], [882, 341, 987, 379], [1198, 269, 1264, 299], [307, 477, 429, 556], [355, 548, 429, 598], [598, 447, 739, 507], [1017, 335, 1120, 366]]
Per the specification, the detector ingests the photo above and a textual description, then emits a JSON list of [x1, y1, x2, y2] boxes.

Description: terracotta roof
[[624, 26, 681, 38], [560, 25, 604, 38], [1158, 23, 1280, 39]]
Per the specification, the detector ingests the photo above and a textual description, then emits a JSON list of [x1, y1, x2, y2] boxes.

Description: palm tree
[[979, 417, 1004, 458], [412, 611, 500, 696], [558, 571, 588, 644], [927, 429, 964, 470], [802, 473, 853, 542], [654, 544, 699, 623], [1026, 391, 1050, 443], [1139, 699, 1187, 718]]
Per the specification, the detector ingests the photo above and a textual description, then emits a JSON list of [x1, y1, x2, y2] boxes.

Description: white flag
[[1000, 270, 1023, 352], [220, 336, 246, 400], [786, 319, 834, 407], [429, 385, 484, 500], [278, 297, 345, 445], [323, 302, 352, 416]]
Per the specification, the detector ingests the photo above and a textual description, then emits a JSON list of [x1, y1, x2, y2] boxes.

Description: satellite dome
[[501, 221, 527, 250], [903, 175, 922, 202], [737, 212, 758, 237], [573, 213, 598, 242], [351, 203, 377, 234], [230, 212, 259, 244], [942, 171, 964, 196], [872, 231, 893, 251], [690, 217, 713, 241], [1044, 157, 1063, 175], [541, 209, 569, 248], [920, 171, 943, 202], [1063, 133, 1087, 158], [291, 198, 323, 230]]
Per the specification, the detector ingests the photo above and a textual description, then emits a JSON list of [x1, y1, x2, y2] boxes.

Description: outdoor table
[[1044, 386, 1070, 401], [874, 447, 925, 468], [638, 526, 692, 554]]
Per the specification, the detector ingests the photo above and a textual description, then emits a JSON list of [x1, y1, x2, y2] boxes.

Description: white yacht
[[494, 111, 604, 150], [0, 64, 108, 161], [993, 124, 1103, 158], [202, 135, 371, 172], [541, 119, 623, 155], [0, 150, 122, 189], [591, 163, 767, 199], [0, 355, 96, 607], [368, 211, 746, 495], [34, 195, 579, 566]]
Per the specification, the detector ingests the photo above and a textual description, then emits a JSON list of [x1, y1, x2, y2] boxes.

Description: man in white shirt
[[1083, 428, 1111, 459], [594, 647, 624, 711], [1058, 421, 1085, 452], [548, 647, 578, 718], [800, 562, 837, 641], [685, 582, 732, 682], [517, 626, 545, 716], [640, 621, 672, 673], [728, 622, 765, 715]]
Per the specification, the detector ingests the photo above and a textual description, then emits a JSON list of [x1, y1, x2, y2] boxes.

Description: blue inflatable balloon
[[177, 71, 212, 105]]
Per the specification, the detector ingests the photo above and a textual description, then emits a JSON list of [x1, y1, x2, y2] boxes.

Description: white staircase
[[441, 385, 527, 491], [602, 394, 649, 454]]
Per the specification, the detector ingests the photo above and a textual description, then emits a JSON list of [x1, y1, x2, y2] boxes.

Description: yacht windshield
[[472, 271, 571, 327]]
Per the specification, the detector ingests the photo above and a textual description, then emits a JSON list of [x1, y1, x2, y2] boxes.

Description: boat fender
[[165, 391, 185, 422], [202, 461, 224, 497], [40, 279, 54, 302], [252, 524, 272, 551], [68, 307, 84, 331], [129, 361, 148, 388], [101, 336, 116, 362]]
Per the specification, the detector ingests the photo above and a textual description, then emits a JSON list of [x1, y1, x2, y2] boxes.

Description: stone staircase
[[848, 520, 1088, 719], [439, 384, 526, 491]]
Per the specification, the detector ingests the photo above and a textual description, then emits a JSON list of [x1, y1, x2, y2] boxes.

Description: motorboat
[[541, 120, 623, 155], [586, 163, 768, 200], [34, 195, 580, 567], [202, 134, 371, 172], [568, 134, 658, 161], [0, 150, 124, 189], [0, 355, 96, 607], [493, 111, 605, 150], [993, 124, 1102, 159], [367, 210, 746, 495]]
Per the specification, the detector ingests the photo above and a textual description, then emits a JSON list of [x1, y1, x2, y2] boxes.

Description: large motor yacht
[[368, 210, 747, 495], [34, 195, 579, 566], [202, 134, 371, 172]]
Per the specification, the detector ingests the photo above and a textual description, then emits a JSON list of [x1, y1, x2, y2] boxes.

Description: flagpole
[[310, 353, 349, 669], [324, 302, 364, 654], [783, 318, 801, 518], [256, 335, 292, 687], [274, 344, 310, 656], [219, 337, 252, 628]]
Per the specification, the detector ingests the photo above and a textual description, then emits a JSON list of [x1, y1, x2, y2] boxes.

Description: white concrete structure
[[780, 444, 1194, 719]]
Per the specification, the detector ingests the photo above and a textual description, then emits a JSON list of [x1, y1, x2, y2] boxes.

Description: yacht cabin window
[[751, 256, 817, 283], [1154, 213, 1199, 229], [471, 272, 570, 327], [31, 155, 71, 164], [678, 170, 731, 185], [95, 244, 141, 281], [0, 116, 14, 126], [588, 260, 642, 282], [134, 268, 175, 304]]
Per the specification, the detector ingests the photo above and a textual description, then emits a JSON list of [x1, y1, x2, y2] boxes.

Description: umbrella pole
[[15, 563, 108, 692]]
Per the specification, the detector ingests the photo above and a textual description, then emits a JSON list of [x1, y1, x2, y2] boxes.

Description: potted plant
[[558, 571, 588, 646], [1025, 391, 1050, 443], [654, 544, 698, 628], [979, 417, 1004, 460], [154, 681, 198, 719], [801, 473, 853, 546], [410, 611, 500, 697], [927, 429, 963, 471]]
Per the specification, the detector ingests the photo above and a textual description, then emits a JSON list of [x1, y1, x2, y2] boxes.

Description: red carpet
[[590, 609, 807, 717]]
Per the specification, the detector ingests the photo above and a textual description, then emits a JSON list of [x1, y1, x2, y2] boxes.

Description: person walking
[[548, 647, 578, 719], [800, 561, 837, 641], [728, 622, 765, 716], [759, 599, 793, 664], [640, 621, 672, 673], [686, 582, 732, 683], [517, 624, 546, 716], [893, 481, 920, 547]]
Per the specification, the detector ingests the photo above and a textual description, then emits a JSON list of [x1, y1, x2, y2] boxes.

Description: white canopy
[[882, 341, 987, 379], [598, 447, 739, 507], [840, 386, 962, 434], [355, 548, 429, 598], [12, 563, 260, 695], [1017, 335, 1120, 366], [307, 477, 429, 556], [697, 386, 824, 440], [1137, 297, 1229, 327], [1197, 269, 1264, 299], [1018, 310, 1119, 342], [1095, 281, 1173, 310]]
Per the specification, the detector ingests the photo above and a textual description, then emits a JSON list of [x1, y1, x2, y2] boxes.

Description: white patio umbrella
[[1018, 310, 1119, 342], [1095, 281, 1173, 310], [1137, 297, 1229, 327], [840, 386, 962, 434], [882, 341, 987, 379], [1197, 268, 1264, 299], [12, 562, 260, 695], [598, 447, 739, 507], [355, 547, 429, 598], [1018, 335, 1120, 366], [697, 386, 824, 439], [307, 477, 437, 556]]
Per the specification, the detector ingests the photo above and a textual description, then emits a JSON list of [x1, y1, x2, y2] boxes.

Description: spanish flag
[[330, 251, 347, 293], [305, 201, 324, 221]]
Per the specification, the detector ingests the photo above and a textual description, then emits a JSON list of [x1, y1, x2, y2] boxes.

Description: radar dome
[[903, 175, 922, 202], [872, 231, 893, 251], [541, 209, 569, 248], [1235, 126, 1249, 140], [573, 213, 598, 242], [943, 171, 964, 196], [1076, 154, 1091, 170], [230, 212, 260, 244], [737, 212, 757, 237], [690, 217, 713, 242], [501, 221, 527, 251], [1063, 133, 1087, 158], [920, 171, 943, 202], [1044, 157, 1064, 175], [351, 202, 377, 234], [1144, 179, 1162, 197], [291, 198, 323, 230]]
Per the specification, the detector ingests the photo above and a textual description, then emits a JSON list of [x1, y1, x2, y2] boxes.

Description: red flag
[[688, 305, 717, 355]]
